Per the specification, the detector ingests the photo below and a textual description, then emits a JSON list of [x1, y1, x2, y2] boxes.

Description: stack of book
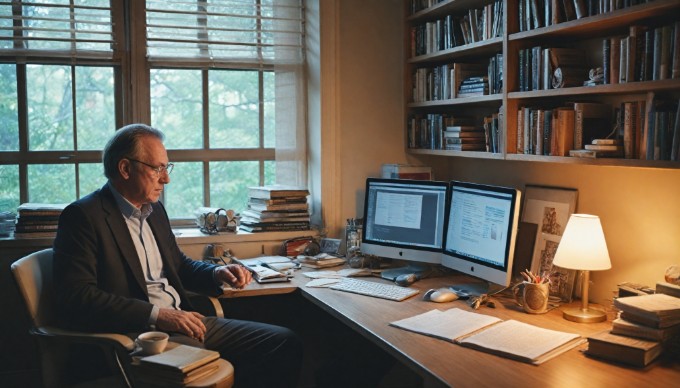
[[13, 203, 67, 238], [443, 125, 486, 151], [240, 185, 311, 233], [457, 76, 488, 97], [133, 344, 221, 387], [586, 290, 680, 367]]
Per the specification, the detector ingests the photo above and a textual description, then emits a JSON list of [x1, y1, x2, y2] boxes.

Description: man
[[53, 123, 302, 387]]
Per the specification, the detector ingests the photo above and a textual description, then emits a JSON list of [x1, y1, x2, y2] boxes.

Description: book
[[390, 308, 584, 365], [241, 209, 309, 219], [584, 144, 624, 152], [614, 293, 680, 329], [139, 345, 220, 374], [611, 317, 680, 342], [568, 149, 622, 158], [551, 107, 575, 156], [572, 102, 612, 149], [236, 261, 291, 283], [247, 185, 310, 199], [586, 330, 663, 367], [656, 282, 680, 298]]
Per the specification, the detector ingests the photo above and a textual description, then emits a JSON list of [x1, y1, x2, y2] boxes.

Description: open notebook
[[390, 308, 584, 365]]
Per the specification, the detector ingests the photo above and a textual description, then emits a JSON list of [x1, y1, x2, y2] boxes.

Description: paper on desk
[[306, 278, 342, 287], [303, 271, 342, 279]]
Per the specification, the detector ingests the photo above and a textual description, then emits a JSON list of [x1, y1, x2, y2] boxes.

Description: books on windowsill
[[390, 308, 584, 365], [241, 185, 311, 232]]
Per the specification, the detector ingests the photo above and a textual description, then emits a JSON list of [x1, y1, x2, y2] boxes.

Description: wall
[[324, 1, 680, 304]]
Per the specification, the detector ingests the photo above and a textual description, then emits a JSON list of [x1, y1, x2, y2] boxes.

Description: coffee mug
[[513, 281, 549, 314], [135, 331, 169, 355]]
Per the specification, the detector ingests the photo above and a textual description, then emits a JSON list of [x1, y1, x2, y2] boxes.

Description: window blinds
[[0, 0, 114, 58], [146, 0, 304, 66]]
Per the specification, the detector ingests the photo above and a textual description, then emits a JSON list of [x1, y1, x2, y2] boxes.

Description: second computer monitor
[[442, 181, 521, 293], [361, 178, 448, 265]]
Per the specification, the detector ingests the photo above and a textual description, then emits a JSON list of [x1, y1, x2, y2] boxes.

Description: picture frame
[[521, 185, 578, 302]]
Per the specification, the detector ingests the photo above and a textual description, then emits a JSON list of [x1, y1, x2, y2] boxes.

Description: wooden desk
[[223, 268, 680, 387]]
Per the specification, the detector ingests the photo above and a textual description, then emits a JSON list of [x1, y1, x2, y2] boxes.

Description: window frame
[[0, 1, 303, 224]]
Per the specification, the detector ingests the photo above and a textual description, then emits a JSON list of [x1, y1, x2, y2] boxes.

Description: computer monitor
[[361, 178, 448, 266], [442, 181, 521, 296]]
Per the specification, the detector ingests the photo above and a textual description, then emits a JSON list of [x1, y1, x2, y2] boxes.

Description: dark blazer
[[53, 184, 222, 333]]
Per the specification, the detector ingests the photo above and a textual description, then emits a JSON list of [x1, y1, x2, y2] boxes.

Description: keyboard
[[329, 278, 419, 301]]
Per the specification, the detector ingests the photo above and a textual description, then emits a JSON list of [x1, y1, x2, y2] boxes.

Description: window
[[0, 0, 306, 222]]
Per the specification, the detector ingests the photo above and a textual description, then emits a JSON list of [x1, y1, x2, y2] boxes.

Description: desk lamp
[[552, 214, 611, 323]]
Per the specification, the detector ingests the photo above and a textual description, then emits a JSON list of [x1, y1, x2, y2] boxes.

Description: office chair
[[11, 248, 234, 388]]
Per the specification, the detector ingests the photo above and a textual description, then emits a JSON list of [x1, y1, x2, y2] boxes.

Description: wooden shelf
[[408, 37, 502, 64], [408, 148, 504, 160], [403, 0, 680, 168], [509, 79, 680, 100], [408, 94, 502, 108], [407, 0, 493, 23], [505, 153, 680, 169], [509, 0, 680, 41]]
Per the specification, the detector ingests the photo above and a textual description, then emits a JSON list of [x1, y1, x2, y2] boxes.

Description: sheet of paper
[[390, 308, 502, 342], [306, 278, 342, 287]]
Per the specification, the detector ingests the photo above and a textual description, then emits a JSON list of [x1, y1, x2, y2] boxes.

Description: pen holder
[[513, 281, 549, 314]]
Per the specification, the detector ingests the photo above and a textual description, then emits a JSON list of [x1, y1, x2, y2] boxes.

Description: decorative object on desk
[[522, 185, 578, 302], [513, 270, 550, 314], [552, 214, 612, 323], [319, 237, 342, 256], [344, 218, 362, 260], [195, 207, 239, 234], [279, 236, 319, 257], [665, 264, 680, 285]]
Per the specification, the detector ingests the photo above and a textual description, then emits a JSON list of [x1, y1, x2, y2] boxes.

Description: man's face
[[120, 135, 170, 208]]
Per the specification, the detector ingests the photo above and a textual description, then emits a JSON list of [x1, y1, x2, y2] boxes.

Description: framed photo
[[319, 238, 342, 256], [522, 185, 578, 302], [533, 233, 577, 302]]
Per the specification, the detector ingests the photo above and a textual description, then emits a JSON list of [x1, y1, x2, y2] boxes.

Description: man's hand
[[156, 309, 206, 341], [215, 264, 252, 289]]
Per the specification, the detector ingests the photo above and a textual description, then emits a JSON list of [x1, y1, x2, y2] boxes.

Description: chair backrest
[[11, 248, 56, 328]]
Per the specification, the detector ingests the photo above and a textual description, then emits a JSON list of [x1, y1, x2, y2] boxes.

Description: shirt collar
[[108, 181, 153, 220]]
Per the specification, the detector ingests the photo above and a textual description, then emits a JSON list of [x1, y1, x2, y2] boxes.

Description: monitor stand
[[448, 281, 505, 298], [380, 263, 432, 281]]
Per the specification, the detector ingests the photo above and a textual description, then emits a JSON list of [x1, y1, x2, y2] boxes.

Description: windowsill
[[0, 228, 319, 249]]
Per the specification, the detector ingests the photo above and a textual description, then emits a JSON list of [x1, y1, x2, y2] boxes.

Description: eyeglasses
[[127, 158, 174, 176]]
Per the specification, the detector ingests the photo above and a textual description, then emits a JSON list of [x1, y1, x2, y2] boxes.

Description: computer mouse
[[424, 288, 459, 303], [395, 273, 418, 287]]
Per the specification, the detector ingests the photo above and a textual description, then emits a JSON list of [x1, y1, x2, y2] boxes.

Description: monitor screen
[[442, 181, 521, 292], [361, 178, 448, 265]]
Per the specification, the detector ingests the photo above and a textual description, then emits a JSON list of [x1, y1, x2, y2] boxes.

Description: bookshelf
[[405, 0, 680, 168]]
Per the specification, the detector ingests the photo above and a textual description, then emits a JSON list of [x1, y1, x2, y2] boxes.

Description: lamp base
[[561, 307, 607, 323]]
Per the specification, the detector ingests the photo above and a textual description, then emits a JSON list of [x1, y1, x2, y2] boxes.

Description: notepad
[[390, 308, 584, 365]]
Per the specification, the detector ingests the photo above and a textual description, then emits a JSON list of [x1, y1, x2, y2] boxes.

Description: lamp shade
[[553, 214, 611, 271]]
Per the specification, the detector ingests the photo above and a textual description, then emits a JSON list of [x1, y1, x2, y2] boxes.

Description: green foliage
[[76, 67, 116, 150], [0, 64, 19, 151], [209, 69, 260, 148], [0, 165, 19, 212], [27, 164, 75, 203], [210, 161, 260, 214], [163, 162, 204, 219], [27, 65, 74, 151], [151, 69, 202, 149]]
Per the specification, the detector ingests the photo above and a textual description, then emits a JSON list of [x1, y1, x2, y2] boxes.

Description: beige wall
[[322, 0, 680, 304]]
